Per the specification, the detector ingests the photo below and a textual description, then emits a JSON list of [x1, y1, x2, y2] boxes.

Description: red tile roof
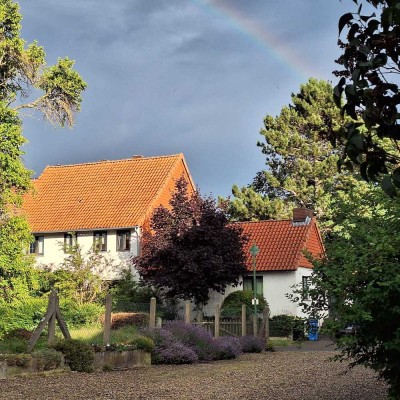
[[234, 219, 324, 272], [22, 154, 195, 233]]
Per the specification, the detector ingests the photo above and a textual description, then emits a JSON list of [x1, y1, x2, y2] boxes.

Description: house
[[22, 153, 195, 278], [204, 208, 324, 317]]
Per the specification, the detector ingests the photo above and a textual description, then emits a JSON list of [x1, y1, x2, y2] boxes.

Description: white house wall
[[201, 268, 313, 318], [32, 228, 141, 280]]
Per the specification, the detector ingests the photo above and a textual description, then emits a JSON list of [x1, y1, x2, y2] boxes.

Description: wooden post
[[253, 314, 258, 337], [185, 301, 191, 324], [103, 293, 112, 346], [149, 297, 157, 328], [265, 305, 270, 345], [47, 291, 57, 346], [241, 304, 247, 337], [214, 304, 220, 338]]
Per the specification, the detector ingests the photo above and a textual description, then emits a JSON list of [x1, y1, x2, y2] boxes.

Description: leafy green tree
[[333, 0, 400, 196], [291, 181, 400, 399], [135, 177, 248, 307], [0, 0, 86, 302], [223, 79, 353, 228], [40, 241, 116, 305]]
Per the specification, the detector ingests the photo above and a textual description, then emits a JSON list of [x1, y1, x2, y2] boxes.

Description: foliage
[[269, 315, 298, 337], [140, 327, 199, 364], [0, 296, 47, 338], [239, 335, 265, 353], [0, 353, 31, 366], [292, 182, 400, 399], [135, 177, 248, 306], [0, 0, 86, 303], [163, 320, 220, 361], [222, 79, 354, 227], [40, 242, 117, 304], [333, 0, 400, 196], [59, 300, 103, 327], [100, 312, 149, 330], [221, 290, 267, 316], [32, 348, 63, 371], [53, 339, 94, 373], [214, 336, 242, 359]]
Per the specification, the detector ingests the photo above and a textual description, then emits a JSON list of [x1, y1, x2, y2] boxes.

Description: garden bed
[[94, 349, 151, 371]]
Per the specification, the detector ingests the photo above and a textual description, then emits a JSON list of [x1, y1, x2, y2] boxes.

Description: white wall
[[33, 228, 141, 280], [196, 268, 314, 318]]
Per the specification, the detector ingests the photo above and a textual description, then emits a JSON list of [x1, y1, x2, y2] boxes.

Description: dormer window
[[93, 231, 107, 251], [30, 236, 44, 255], [117, 230, 130, 252]]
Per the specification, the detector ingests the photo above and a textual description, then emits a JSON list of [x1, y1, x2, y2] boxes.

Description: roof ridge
[[43, 154, 182, 169], [233, 219, 293, 224]]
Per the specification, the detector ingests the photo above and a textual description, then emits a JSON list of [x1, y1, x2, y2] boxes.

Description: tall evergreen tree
[[0, 0, 86, 302], [223, 79, 354, 229]]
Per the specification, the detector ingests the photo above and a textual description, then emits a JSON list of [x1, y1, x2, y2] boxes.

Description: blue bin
[[308, 319, 319, 341]]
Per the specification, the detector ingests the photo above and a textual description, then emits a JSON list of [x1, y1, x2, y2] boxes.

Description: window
[[30, 236, 44, 255], [64, 233, 77, 253], [93, 231, 107, 251], [117, 230, 130, 252], [243, 276, 263, 296], [302, 276, 312, 300]]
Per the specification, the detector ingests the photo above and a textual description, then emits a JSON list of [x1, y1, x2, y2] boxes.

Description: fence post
[[149, 297, 157, 328], [253, 314, 258, 337], [214, 303, 220, 338], [241, 304, 247, 337], [47, 291, 57, 346], [185, 301, 191, 324], [264, 305, 270, 344], [103, 293, 112, 346]]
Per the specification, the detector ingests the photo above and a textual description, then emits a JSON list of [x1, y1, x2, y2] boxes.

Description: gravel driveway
[[0, 352, 387, 400]]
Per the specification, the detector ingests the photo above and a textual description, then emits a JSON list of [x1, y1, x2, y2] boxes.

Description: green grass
[[0, 324, 141, 354], [268, 338, 294, 347]]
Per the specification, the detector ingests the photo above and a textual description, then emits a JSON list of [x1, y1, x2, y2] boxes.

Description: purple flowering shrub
[[140, 327, 198, 364], [163, 320, 220, 361], [214, 336, 243, 359], [239, 335, 265, 353]]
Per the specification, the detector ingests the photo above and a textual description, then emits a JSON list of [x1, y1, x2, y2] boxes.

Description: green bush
[[269, 315, 296, 337], [221, 290, 267, 317], [0, 353, 32, 367], [32, 349, 63, 371], [53, 339, 94, 372], [59, 300, 103, 327], [131, 336, 154, 353], [0, 297, 47, 339]]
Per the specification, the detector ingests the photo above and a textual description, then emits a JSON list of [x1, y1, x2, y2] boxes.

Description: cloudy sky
[[19, 0, 352, 198]]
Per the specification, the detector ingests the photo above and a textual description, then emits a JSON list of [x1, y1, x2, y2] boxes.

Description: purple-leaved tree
[[134, 177, 248, 307]]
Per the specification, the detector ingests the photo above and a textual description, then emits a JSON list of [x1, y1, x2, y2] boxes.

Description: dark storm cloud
[[18, 0, 349, 197]]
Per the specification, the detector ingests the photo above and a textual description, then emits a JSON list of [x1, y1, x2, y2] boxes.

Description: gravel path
[[0, 352, 388, 400]]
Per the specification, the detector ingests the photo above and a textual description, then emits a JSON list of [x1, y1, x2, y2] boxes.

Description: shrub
[[214, 336, 242, 359], [155, 342, 199, 364], [0, 353, 32, 367], [239, 336, 265, 353], [53, 339, 94, 372], [140, 327, 198, 364], [131, 336, 154, 353], [32, 349, 63, 371], [163, 320, 219, 361], [59, 301, 103, 327], [221, 290, 267, 317], [99, 312, 149, 330], [269, 315, 296, 337]]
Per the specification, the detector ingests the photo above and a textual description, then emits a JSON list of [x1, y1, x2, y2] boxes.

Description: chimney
[[292, 208, 314, 224], [132, 155, 143, 159]]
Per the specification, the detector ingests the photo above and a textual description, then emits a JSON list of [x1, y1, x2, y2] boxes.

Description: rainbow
[[191, 0, 313, 81]]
